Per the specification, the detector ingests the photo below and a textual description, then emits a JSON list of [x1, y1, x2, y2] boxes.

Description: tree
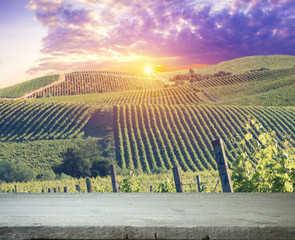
[[0, 159, 35, 182], [57, 139, 113, 178], [59, 148, 92, 178], [189, 68, 194, 79], [91, 158, 112, 177]]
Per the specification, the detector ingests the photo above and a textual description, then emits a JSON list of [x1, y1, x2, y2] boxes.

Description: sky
[[0, 0, 295, 88]]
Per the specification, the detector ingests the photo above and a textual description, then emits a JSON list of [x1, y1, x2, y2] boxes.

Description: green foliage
[[57, 139, 113, 178], [60, 148, 92, 178], [36, 169, 56, 181], [0, 75, 59, 98], [91, 159, 112, 177], [0, 159, 36, 183], [119, 171, 143, 192], [0, 170, 222, 193], [232, 120, 295, 192], [0, 139, 89, 172], [154, 178, 174, 192]]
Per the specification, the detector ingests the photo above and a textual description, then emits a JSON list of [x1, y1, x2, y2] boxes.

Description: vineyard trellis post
[[64, 187, 68, 193], [173, 166, 184, 193], [14, 185, 17, 193], [110, 164, 119, 193], [86, 178, 92, 193], [196, 175, 201, 192], [75, 185, 81, 193], [211, 139, 233, 193]]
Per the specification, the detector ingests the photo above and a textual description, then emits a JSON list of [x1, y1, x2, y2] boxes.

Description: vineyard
[[0, 55, 295, 191], [0, 170, 221, 193], [25, 71, 166, 98], [0, 100, 95, 142], [113, 104, 295, 173], [160, 55, 295, 78], [29, 86, 203, 106], [190, 68, 295, 89]]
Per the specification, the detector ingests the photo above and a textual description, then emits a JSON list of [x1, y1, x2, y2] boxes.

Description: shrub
[[119, 171, 143, 192], [0, 159, 36, 182]]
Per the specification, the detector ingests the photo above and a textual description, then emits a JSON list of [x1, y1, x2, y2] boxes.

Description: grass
[[204, 70, 295, 106], [0, 74, 59, 98], [160, 55, 295, 78], [0, 139, 86, 172]]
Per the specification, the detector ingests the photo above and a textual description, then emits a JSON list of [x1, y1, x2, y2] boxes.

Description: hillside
[[113, 104, 295, 172], [192, 68, 295, 106], [160, 55, 295, 78], [0, 75, 59, 98], [0, 55, 294, 178]]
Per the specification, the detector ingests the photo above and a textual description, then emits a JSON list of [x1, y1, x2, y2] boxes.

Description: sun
[[144, 66, 152, 74]]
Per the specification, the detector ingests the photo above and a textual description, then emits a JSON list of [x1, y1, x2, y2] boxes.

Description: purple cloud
[[27, 0, 295, 75]]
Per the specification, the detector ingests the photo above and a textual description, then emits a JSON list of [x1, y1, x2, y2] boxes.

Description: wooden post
[[14, 185, 18, 193], [86, 178, 92, 193], [196, 175, 201, 192], [212, 139, 233, 193], [64, 186, 68, 193], [58, 186, 61, 193], [110, 164, 119, 193], [48, 188, 51, 193], [75, 185, 81, 192], [54, 188, 57, 193], [150, 185, 153, 192], [173, 166, 184, 193], [42, 189, 44, 193]]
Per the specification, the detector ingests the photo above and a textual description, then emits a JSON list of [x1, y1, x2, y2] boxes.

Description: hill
[[191, 68, 295, 106], [0, 55, 294, 179], [160, 55, 295, 78], [0, 75, 59, 98]]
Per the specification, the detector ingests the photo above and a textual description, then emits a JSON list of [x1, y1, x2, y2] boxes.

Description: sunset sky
[[0, 0, 295, 88]]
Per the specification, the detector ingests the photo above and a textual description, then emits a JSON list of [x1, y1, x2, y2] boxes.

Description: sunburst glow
[[144, 66, 152, 74]]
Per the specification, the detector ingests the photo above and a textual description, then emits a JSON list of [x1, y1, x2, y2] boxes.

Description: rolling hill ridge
[[0, 55, 294, 176]]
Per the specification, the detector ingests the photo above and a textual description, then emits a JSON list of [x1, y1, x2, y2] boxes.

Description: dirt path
[[21, 74, 65, 99], [202, 90, 221, 102]]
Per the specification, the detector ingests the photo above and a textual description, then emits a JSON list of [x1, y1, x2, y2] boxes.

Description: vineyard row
[[191, 68, 295, 89], [113, 104, 295, 173], [26, 72, 166, 98], [0, 101, 94, 142]]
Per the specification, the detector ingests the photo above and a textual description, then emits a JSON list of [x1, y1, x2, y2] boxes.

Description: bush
[[119, 171, 143, 192], [36, 169, 56, 181], [0, 159, 35, 182], [154, 178, 174, 192], [91, 158, 112, 177]]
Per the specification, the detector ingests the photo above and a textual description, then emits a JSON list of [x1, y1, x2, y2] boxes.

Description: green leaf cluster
[[154, 178, 174, 192], [232, 119, 295, 192], [119, 171, 143, 192]]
